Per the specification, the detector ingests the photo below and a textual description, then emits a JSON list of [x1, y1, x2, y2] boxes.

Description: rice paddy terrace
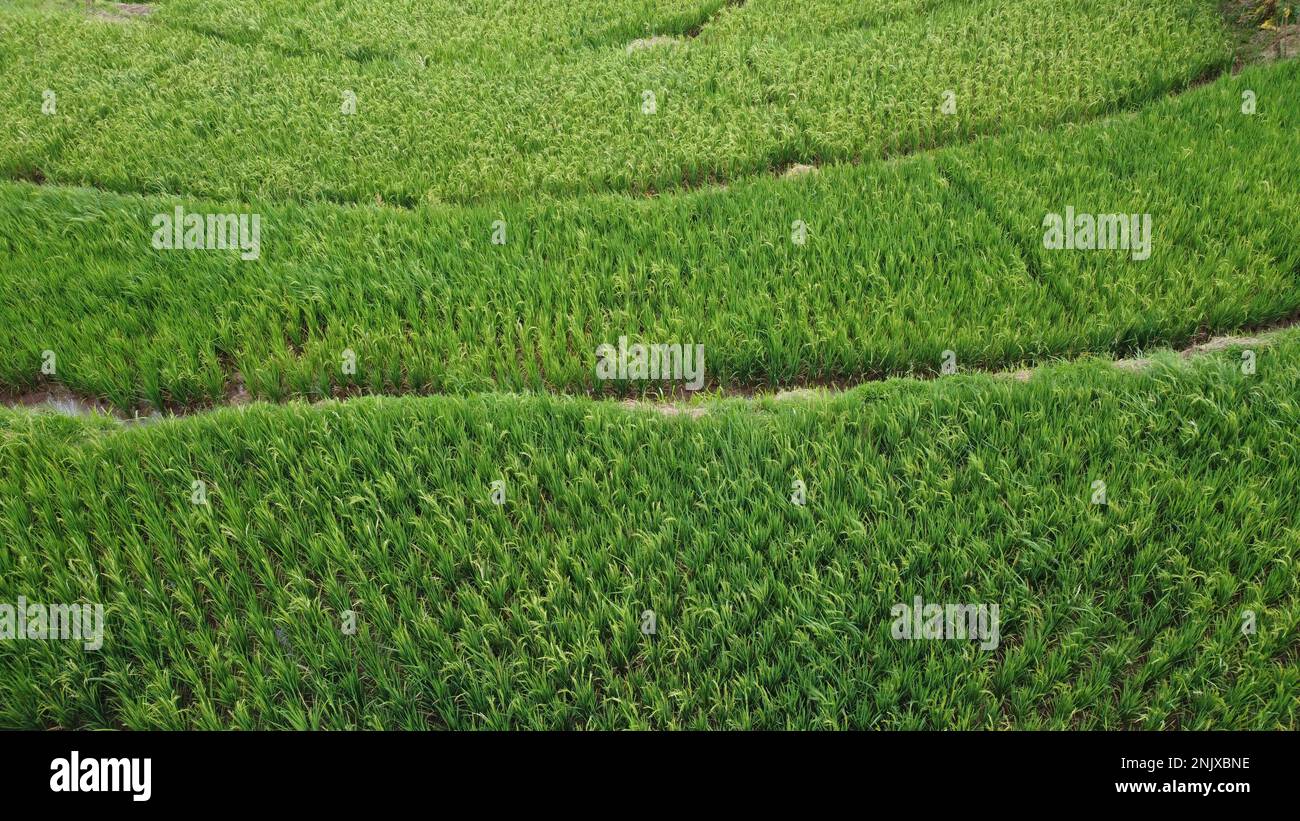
[[0, 0, 1296, 729]]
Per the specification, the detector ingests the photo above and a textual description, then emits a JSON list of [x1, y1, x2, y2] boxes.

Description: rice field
[[3, 58, 1300, 410], [2, 333, 1298, 729], [0, 0, 1297, 730], [0, 0, 1231, 203]]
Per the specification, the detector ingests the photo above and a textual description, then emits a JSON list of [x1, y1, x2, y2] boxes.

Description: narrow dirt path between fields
[[4, 316, 1296, 425]]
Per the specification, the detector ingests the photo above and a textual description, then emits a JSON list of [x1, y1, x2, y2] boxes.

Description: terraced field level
[[0, 0, 1296, 730]]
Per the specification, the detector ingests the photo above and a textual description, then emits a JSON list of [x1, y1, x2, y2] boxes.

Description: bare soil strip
[[5, 319, 1295, 424]]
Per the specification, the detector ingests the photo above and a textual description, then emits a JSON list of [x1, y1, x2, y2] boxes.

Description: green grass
[[2, 60, 1297, 410], [0, 0, 1231, 204], [1, 332, 1296, 729]]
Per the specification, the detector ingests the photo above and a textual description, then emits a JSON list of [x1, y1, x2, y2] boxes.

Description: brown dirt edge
[[1223, 0, 1300, 68], [4, 319, 1296, 424], [87, 3, 155, 24]]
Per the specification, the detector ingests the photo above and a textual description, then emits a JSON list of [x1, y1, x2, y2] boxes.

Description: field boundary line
[[4, 320, 1296, 425]]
